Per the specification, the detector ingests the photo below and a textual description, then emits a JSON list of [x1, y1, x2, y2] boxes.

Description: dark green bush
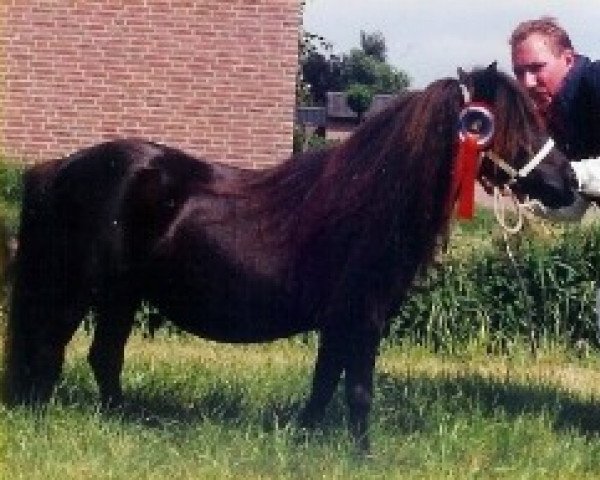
[[391, 221, 600, 351], [346, 83, 374, 121], [0, 162, 24, 204], [0, 161, 24, 235], [293, 125, 336, 153]]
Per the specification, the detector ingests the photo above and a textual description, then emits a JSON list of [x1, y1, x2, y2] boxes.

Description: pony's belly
[[150, 280, 308, 343]]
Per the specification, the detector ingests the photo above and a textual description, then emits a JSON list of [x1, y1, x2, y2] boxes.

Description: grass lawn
[[3, 330, 600, 479]]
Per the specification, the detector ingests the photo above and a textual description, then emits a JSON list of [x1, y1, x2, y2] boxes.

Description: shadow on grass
[[375, 371, 600, 437], [53, 364, 600, 439]]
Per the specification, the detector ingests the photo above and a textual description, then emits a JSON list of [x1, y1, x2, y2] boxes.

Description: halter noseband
[[485, 137, 556, 183]]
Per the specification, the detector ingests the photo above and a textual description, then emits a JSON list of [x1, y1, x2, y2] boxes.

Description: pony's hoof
[[355, 439, 373, 458], [100, 394, 124, 411], [297, 407, 323, 430]]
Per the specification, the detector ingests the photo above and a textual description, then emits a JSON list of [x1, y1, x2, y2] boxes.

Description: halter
[[453, 81, 557, 229], [485, 138, 556, 184]]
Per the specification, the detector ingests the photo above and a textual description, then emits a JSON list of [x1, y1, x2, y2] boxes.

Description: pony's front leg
[[298, 330, 345, 428], [88, 303, 136, 408], [344, 330, 379, 453]]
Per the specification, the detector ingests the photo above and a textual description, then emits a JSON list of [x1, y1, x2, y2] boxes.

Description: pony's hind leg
[[3, 290, 87, 405], [88, 301, 137, 407]]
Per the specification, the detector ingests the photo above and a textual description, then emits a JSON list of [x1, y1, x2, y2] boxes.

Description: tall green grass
[[392, 214, 600, 352]]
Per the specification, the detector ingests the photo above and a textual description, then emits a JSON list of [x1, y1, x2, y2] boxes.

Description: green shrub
[[293, 125, 336, 153], [0, 162, 24, 204], [391, 220, 600, 351], [346, 83, 374, 121], [0, 161, 24, 235]]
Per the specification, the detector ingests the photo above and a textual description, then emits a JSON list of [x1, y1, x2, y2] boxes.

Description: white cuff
[[571, 158, 600, 197]]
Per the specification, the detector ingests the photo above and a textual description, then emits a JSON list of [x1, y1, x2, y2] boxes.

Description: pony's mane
[[250, 78, 463, 250]]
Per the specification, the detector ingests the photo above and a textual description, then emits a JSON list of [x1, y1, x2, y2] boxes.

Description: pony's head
[[458, 62, 575, 209]]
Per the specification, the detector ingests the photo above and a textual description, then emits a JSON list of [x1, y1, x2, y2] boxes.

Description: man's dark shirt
[[549, 55, 600, 160]]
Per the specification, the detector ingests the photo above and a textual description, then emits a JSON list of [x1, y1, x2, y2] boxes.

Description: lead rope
[[492, 185, 539, 352], [492, 185, 525, 234]]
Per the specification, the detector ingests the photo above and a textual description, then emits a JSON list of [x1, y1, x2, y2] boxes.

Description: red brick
[[1, 0, 299, 167]]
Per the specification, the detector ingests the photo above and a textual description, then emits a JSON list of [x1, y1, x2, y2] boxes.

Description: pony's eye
[[458, 105, 495, 146]]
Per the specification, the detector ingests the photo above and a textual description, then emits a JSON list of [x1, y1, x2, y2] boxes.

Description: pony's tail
[[2, 163, 57, 405], [0, 217, 12, 404]]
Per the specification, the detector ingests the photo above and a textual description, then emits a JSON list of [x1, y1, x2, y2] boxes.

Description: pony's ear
[[486, 61, 498, 73], [457, 67, 472, 102]]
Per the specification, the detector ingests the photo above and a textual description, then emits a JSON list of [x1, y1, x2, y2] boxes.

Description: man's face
[[511, 33, 574, 115]]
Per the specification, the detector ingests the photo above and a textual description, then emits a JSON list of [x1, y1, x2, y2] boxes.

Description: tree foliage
[[298, 27, 410, 106], [345, 83, 374, 121], [360, 30, 387, 62]]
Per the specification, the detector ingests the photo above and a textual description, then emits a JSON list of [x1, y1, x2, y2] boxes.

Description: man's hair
[[509, 16, 574, 55]]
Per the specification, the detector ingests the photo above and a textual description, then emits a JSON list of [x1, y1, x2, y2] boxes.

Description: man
[[509, 17, 600, 220]]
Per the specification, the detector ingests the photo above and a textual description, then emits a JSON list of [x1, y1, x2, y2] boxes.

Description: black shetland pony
[[2, 64, 573, 451]]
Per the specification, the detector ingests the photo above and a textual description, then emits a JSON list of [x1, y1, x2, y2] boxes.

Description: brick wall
[[0, 1, 300, 168]]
